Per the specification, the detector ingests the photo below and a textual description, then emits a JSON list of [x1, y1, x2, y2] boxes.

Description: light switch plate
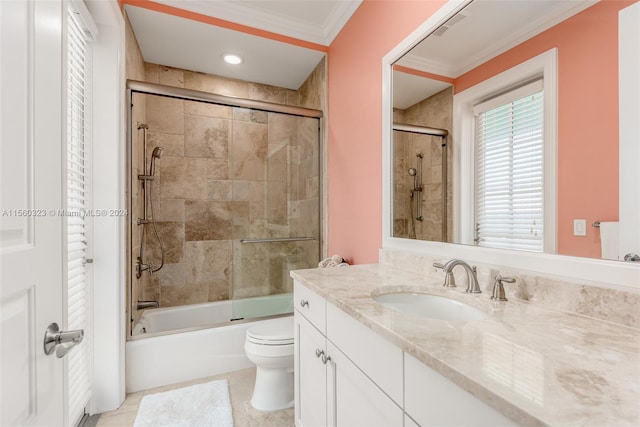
[[573, 219, 587, 236]]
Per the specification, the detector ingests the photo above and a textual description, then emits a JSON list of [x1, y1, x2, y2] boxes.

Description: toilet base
[[250, 365, 294, 411]]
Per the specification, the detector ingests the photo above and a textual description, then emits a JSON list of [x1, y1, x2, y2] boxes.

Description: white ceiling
[[126, 0, 362, 91], [393, 71, 451, 110], [394, 0, 597, 108]]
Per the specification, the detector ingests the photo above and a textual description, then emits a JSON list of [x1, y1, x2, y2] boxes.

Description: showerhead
[[408, 168, 417, 176], [149, 146, 163, 176]]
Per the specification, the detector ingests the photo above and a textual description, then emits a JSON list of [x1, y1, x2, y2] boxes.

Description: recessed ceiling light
[[222, 53, 244, 65]]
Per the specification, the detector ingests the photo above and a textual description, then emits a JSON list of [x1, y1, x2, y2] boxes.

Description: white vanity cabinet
[[294, 281, 403, 427], [294, 280, 516, 427]]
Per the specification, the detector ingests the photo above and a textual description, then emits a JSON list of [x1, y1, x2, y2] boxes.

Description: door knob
[[43, 323, 84, 358]]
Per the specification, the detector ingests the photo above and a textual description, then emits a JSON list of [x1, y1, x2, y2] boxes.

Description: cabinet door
[[327, 341, 404, 427], [405, 353, 517, 426], [295, 312, 327, 427]]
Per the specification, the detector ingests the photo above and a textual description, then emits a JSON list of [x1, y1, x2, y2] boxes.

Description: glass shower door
[[231, 111, 321, 321]]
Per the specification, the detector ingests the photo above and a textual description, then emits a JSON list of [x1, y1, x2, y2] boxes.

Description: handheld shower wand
[[149, 146, 163, 176], [138, 146, 163, 181], [408, 168, 417, 198], [137, 144, 165, 279]]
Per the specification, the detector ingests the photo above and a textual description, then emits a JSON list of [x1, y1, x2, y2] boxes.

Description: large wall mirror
[[390, 0, 639, 263]]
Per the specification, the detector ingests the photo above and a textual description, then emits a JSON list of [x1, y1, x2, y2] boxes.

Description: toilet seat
[[246, 317, 294, 345]]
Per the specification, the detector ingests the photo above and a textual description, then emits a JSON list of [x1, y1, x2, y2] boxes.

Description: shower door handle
[[43, 323, 84, 358], [239, 237, 316, 244]]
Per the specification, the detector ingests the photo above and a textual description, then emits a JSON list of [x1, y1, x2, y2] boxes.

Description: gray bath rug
[[133, 380, 233, 427]]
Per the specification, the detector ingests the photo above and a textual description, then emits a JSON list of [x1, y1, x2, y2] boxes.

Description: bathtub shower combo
[[126, 80, 322, 392]]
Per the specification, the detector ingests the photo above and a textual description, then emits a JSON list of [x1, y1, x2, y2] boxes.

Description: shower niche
[[128, 84, 322, 334]]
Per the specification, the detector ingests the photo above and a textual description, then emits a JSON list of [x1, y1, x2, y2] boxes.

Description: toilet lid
[[247, 317, 294, 345]]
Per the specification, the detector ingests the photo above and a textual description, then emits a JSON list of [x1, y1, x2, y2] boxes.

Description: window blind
[[66, 2, 93, 425], [473, 80, 544, 252]]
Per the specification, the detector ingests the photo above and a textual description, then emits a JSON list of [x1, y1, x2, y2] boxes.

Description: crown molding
[[397, 0, 597, 79], [396, 55, 456, 79], [322, 0, 362, 43], [153, 0, 361, 46]]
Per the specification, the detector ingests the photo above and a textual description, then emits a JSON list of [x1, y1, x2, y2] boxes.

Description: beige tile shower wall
[[296, 57, 327, 259], [125, 13, 146, 328], [393, 87, 453, 242], [133, 62, 324, 309]]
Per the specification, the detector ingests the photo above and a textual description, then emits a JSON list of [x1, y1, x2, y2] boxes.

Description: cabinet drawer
[[405, 353, 517, 426], [294, 280, 326, 334], [326, 303, 403, 405]]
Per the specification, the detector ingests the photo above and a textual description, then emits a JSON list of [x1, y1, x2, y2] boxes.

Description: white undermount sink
[[373, 292, 485, 321]]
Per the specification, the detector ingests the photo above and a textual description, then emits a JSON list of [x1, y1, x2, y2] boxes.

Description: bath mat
[[133, 380, 233, 427]]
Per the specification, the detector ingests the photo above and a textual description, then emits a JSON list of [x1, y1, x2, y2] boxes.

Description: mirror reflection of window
[[474, 80, 544, 252]]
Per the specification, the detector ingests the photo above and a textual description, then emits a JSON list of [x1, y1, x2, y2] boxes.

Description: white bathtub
[[126, 293, 293, 392]]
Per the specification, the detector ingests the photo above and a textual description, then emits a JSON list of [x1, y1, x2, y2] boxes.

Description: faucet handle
[[496, 275, 515, 283], [432, 262, 456, 287], [491, 275, 515, 301]]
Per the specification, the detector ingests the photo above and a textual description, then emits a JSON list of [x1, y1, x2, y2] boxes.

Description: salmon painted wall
[[327, 0, 446, 264], [455, 0, 634, 258]]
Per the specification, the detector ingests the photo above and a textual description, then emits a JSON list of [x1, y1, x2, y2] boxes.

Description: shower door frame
[[125, 80, 324, 339]]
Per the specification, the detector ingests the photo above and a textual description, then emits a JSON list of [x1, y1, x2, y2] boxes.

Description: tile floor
[[96, 367, 294, 426]]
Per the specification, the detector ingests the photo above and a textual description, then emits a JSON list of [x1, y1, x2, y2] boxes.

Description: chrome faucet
[[441, 259, 481, 293]]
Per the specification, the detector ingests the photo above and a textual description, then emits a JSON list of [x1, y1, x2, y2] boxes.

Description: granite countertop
[[290, 264, 640, 427]]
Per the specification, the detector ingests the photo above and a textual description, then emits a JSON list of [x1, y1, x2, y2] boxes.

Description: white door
[[1, 0, 66, 425]]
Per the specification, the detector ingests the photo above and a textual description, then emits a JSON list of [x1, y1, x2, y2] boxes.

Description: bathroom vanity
[[292, 261, 640, 426]]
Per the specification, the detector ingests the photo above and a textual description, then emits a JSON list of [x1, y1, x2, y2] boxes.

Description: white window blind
[[473, 80, 544, 252], [66, 2, 94, 425]]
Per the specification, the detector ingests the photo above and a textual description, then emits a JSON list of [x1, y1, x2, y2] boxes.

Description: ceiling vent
[[432, 13, 467, 37]]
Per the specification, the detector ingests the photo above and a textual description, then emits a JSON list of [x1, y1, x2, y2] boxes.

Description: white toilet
[[244, 316, 294, 411]]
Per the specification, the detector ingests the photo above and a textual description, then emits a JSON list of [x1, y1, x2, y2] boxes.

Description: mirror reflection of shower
[[136, 122, 164, 279], [393, 122, 449, 241], [408, 154, 424, 239]]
